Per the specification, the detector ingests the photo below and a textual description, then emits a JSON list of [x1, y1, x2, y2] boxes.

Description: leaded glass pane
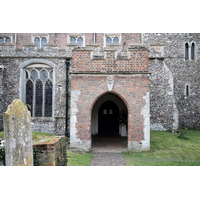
[[45, 80, 53, 117], [30, 70, 38, 82], [5, 37, 11, 43], [41, 37, 47, 49], [0, 37, 4, 44], [186, 85, 189, 95], [113, 37, 119, 44], [185, 43, 188, 60], [50, 71, 53, 80], [191, 43, 195, 60], [106, 37, 112, 47], [70, 37, 76, 44], [25, 70, 28, 79], [35, 80, 43, 117], [34, 37, 40, 48], [26, 80, 33, 117], [40, 70, 48, 81], [77, 37, 83, 47]]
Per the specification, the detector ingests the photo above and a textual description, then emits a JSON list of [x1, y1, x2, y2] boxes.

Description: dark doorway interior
[[98, 100, 119, 135]]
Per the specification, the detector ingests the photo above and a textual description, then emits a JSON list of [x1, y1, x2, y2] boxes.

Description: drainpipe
[[94, 33, 96, 43], [65, 59, 70, 137], [15, 33, 17, 43]]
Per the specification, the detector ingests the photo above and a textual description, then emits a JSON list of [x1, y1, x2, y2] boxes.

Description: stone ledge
[[0, 43, 15, 46], [23, 43, 37, 47], [31, 117, 55, 122], [66, 43, 79, 47], [128, 44, 149, 51]]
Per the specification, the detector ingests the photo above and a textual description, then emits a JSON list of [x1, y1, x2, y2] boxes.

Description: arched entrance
[[91, 93, 128, 151]]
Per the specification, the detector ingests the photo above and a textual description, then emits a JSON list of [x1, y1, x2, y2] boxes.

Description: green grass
[[122, 129, 200, 166], [67, 151, 94, 166], [0, 132, 4, 140], [0, 131, 58, 144]]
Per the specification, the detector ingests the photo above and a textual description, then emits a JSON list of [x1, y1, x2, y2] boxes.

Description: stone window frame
[[103, 33, 121, 47], [32, 34, 49, 49], [184, 82, 191, 96], [19, 59, 57, 119], [67, 34, 85, 47], [190, 41, 196, 60], [0, 34, 13, 44], [184, 41, 197, 61]]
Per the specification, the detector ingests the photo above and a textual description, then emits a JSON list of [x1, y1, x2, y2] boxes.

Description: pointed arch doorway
[[91, 93, 128, 151]]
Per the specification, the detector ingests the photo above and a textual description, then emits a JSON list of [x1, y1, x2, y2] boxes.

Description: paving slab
[[90, 152, 126, 166]]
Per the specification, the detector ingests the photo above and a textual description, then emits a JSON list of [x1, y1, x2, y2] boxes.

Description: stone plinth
[[3, 99, 33, 166]]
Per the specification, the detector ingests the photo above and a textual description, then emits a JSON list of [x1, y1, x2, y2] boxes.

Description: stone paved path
[[90, 134, 127, 166], [90, 152, 126, 166]]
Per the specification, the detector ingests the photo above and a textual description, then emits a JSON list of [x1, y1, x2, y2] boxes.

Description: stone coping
[[33, 136, 65, 146], [0, 43, 15, 46]]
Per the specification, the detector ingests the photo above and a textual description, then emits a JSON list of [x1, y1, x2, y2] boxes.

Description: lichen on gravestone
[[3, 99, 33, 166]]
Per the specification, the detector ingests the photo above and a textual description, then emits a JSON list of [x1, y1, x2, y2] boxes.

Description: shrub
[[177, 132, 191, 140]]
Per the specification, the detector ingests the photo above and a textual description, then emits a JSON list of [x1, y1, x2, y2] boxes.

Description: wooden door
[[98, 101, 119, 135]]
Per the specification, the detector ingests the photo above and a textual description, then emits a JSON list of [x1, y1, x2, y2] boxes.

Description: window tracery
[[25, 64, 53, 117]]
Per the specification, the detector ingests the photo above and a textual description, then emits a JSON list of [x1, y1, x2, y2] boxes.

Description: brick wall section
[[33, 136, 67, 166], [72, 50, 148, 73], [70, 48, 149, 150], [13, 33, 141, 50], [121, 33, 141, 48], [70, 75, 149, 149]]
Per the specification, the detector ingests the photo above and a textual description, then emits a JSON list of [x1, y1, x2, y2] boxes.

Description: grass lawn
[[67, 151, 94, 166], [122, 129, 200, 166], [0, 131, 58, 144]]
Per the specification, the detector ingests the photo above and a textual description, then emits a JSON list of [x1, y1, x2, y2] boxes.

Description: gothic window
[[106, 37, 112, 47], [185, 43, 189, 60], [70, 37, 76, 44], [25, 64, 53, 117], [69, 35, 84, 47], [104, 34, 121, 47], [113, 37, 119, 44], [41, 37, 47, 49], [33, 35, 48, 49], [34, 37, 40, 48], [77, 37, 83, 47], [0, 36, 12, 44], [5, 37, 11, 43], [186, 85, 189, 96], [191, 42, 195, 60], [0, 37, 3, 44]]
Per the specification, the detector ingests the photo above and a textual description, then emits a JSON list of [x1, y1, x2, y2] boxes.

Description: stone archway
[[91, 93, 128, 150]]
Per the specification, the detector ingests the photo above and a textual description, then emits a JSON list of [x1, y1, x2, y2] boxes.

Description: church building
[[0, 33, 199, 151]]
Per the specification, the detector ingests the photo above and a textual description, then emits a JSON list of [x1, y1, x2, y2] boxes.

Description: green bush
[[177, 132, 191, 140], [0, 139, 5, 166]]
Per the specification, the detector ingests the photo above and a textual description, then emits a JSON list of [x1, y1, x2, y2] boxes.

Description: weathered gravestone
[[3, 99, 33, 166]]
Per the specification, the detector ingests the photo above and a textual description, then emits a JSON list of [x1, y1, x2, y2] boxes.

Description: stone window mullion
[[188, 43, 191, 60], [33, 82, 36, 117], [42, 81, 45, 117]]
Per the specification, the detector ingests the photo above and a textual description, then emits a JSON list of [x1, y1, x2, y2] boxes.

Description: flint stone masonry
[[0, 65, 4, 131], [3, 99, 33, 166], [143, 33, 200, 130]]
